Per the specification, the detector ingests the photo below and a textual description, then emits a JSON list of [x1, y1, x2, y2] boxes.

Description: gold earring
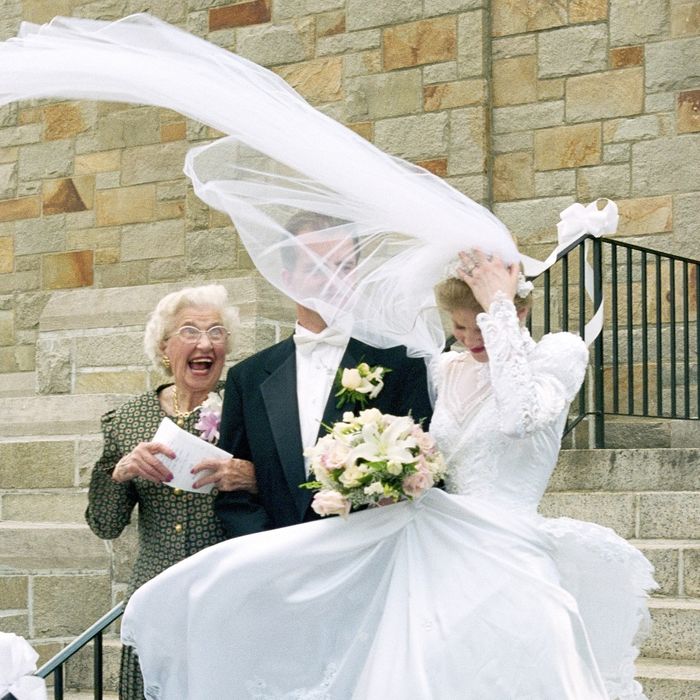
[[161, 355, 171, 370]]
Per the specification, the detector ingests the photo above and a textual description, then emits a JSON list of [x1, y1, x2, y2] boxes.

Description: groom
[[215, 213, 433, 537]]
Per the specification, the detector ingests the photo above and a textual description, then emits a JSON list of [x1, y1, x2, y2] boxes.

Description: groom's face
[[283, 232, 358, 299]]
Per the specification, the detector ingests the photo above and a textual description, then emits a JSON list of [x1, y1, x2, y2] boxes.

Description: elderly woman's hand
[[112, 442, 175, 484], [191, 457, 258, 493], [457, 249, 519, 310]]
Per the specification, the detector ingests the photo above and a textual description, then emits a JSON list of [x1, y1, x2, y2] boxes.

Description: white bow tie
[[293, 327, 348, 354]]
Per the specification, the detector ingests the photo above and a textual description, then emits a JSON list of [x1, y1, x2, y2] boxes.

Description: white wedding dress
[[122, 298, 654, 699]]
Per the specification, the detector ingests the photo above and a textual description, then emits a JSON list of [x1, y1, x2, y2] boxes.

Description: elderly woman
[[85, 283, 255, 700]]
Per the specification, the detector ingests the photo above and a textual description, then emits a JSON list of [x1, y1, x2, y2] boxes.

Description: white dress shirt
[[293, 323, 348, 473]]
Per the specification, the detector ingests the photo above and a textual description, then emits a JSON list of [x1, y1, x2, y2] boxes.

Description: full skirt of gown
[[122, 489, 654, 699]]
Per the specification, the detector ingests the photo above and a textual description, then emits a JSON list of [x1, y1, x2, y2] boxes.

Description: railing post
[[592, 237, 605, 447]]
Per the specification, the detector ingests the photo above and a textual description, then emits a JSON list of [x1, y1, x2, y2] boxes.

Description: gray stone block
[[2, 492, 88, 523], [0, 439, 75, 489], [643, 599, 700, 660], [646, 38, 700, 93], [634, 543, 679, 596], [346, 70, 422, 122], [538, 25, 607, 78], [633, 136, 700, 196], [639, 492, 700, 539], [0, 523, 109, 572], [346, 0, 421, 30], [538, 492, 637, 538], [237, 19, 313, 66], [610, 0, 669, 46], [374, 113, 449, 159], [636, 659, 700, 700], [493, 101, 564, 134]]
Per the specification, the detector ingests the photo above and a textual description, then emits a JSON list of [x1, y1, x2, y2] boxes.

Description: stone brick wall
[[0, 0, 698, 681]]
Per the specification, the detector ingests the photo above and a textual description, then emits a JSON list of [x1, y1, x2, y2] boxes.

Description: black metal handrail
[[35, 601, 125, 700], [527, 235, 699, 446]]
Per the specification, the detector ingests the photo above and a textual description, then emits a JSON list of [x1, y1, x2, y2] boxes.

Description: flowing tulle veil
[[0, 12, 521, 358]]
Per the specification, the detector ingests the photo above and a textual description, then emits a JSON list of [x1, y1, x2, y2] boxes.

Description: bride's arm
[[477, 294, 589, 438]]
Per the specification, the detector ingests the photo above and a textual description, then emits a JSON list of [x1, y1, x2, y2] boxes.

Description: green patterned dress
[[86, 383, 228, 700]]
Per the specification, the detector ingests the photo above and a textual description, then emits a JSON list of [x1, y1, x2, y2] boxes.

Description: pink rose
[[402, 469, 434, 498], [311, 490, 351, 518]]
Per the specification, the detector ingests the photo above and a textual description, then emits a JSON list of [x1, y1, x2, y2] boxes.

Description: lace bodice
[[430, 296, 589, 513]]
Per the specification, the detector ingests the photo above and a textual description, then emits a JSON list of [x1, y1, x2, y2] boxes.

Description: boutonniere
[[194, 390, 223, 443], [334, 362, 391, 410]]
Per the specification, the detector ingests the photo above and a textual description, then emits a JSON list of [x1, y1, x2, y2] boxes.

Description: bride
[[121, 250, 654, 699]]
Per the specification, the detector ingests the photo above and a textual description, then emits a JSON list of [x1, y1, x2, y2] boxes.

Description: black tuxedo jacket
[[215, 336, 433, 537]]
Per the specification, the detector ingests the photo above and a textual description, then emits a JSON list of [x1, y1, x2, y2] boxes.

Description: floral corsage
[[334, 362, 390, 409], [301, 408, 446, 518], [194, 390, 223, 443]]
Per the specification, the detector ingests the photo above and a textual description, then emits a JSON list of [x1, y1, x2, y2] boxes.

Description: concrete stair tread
[[636, 657, 700, 681], [648, 597, 700, 611]]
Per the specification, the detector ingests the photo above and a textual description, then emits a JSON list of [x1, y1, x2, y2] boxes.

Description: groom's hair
[[281, 211, 359, 271]]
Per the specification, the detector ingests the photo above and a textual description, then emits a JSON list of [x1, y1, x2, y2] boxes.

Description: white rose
[[339, 464, 364, 488], [364, 481, 385, 497], [386, 460, 403, 475], [311, 490, 351, 518], [342, 411, 355, 422], [341, 368, 362, 390], [357, 407, 383, 425]]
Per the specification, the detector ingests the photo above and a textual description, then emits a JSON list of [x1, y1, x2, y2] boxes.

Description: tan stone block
[[2, 493, 87, 523], [678, 90, 700, 133], [75, 333, 146, 369], [0, 346, 35, 373], [42, 103, 86, 141], [493, 55, 537, 107], [610, 45, 644, 69], [209, 1, 270, 30], [74, 150, 120, 175], [18, 107, 41, 126], [42, 176, 94, 216], [494, 151, 534, 201], [343, 49, 382, 77], [95, 261, 149, 288], [21, 0, 76, 24], [317, 10, 345, 37], [566, 68, 644, 122], [0, 440, 75, 489], [424, 79, 484, 111], [121, 141, 190, 186], [41, 250, 94, 290], [415, 158, 448, 177], [120, 220, 184, 262], [672, 1, 700, 38], [537, 78, 565, 100], [94, 247, 120, 265], [347, 122, 373, 140], [66, 227, 120, 251], [534, 123, 601, 171], [275, 56, 343, 103], [0, 309, 13, 346], [160, 121, 186, 142], [0, 236, 12, 273], [75, 370, 148, 395], [0, 576, 28, 609], [0, 196, 40, 223], [34, 574, 112, 636], [383, 17, 456, 70], [617, 196, 673, 236], [0, 147, 18, 164], [95, 184, 156, 227], [569, 0, 607, 23], [492, 0, 566, 36], [155, 200, 184, 220], [684, 547, 700, 596], [0, 612, 28, 636]]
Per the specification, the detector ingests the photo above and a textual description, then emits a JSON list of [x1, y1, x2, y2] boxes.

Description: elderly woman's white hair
[[144, 284, 239, 373]]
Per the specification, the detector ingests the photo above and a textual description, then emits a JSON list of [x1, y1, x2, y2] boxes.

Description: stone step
[[0, 522, 110, 572], [551, 447, 700, 492], [0, 393, 126, 437], [540, 489, 700, 539], [628, 539, 699, 598], [636, 658, 700, 700], [602, 417, 700, 449], [642, 598, 700, 661]]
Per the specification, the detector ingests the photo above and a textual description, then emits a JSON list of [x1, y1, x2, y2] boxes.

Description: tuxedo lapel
[[317, 338, 366, 439], [260, 339, 309, 520]]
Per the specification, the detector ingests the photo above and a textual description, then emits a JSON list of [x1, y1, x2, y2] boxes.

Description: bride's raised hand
[[456, 249, 519, 310]]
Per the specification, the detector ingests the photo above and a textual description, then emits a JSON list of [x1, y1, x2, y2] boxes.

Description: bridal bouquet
[[303, 408, 446, 518]]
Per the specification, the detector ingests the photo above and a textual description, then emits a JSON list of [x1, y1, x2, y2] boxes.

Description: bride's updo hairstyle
[[435, 271, 533, 316]]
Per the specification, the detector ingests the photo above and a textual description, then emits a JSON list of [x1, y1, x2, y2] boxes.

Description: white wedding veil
[[0, 13, 519, 358]]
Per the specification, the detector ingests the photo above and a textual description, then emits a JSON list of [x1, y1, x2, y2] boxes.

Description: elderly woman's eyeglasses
[[171, 325, 230, 344]]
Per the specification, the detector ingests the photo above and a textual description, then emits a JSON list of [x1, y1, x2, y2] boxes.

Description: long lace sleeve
[[477, 294, 589, 438]]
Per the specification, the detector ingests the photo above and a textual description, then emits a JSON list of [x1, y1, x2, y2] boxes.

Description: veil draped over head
[[0, 13, 519, 358]]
